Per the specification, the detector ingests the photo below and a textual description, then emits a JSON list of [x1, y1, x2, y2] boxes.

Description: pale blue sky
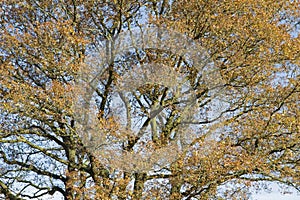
[[252, 184, 299, 200]]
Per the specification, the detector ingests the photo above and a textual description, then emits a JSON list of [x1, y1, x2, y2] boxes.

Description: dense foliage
[[0, 0, 299, 199]]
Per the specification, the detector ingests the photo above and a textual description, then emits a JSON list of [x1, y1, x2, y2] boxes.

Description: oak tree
[[0, 0, 299, 199]]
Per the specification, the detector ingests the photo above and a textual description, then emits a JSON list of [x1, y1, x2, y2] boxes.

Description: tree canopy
[[0, 0, 299, 199]]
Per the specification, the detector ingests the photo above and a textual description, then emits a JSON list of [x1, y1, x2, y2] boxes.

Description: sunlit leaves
[[0, 0, 299, 199]]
